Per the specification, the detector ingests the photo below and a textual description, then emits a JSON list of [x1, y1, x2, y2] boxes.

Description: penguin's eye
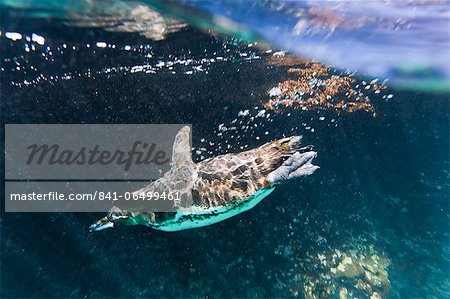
[[107, 207, 123, 220], [110, 212, 120, 219]]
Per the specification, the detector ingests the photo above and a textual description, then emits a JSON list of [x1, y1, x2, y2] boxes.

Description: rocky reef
[[263, 56, 388, 116], [287, 245, 391, 299]]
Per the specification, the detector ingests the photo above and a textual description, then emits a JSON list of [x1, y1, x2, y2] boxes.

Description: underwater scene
[[1, 1, 449, 298]]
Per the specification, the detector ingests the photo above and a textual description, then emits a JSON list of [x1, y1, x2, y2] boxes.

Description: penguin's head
[[89, 215, 115, 232], [89, 206, 156, 232]]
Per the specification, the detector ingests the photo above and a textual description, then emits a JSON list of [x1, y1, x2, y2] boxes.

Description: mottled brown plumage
[[192, 136, 313, 209]]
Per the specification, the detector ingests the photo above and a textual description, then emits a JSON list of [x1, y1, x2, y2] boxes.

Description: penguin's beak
[[89, 216, 115, 232], [89, 207, 138, 232], [89, 207, 155, 232]]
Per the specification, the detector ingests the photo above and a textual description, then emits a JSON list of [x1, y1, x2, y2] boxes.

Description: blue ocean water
[[1, 3, 449, 298]]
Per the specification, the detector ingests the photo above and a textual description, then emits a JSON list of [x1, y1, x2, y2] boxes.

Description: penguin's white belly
[[153, 188, 275, 232]]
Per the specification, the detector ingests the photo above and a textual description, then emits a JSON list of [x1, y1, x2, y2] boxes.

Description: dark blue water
[[1, 10, 449, 299]]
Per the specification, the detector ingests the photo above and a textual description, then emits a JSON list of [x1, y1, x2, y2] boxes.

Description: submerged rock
[[339, 287, 348, 299], [292, 246, 391, 298], [263, 57, 387, 116]]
